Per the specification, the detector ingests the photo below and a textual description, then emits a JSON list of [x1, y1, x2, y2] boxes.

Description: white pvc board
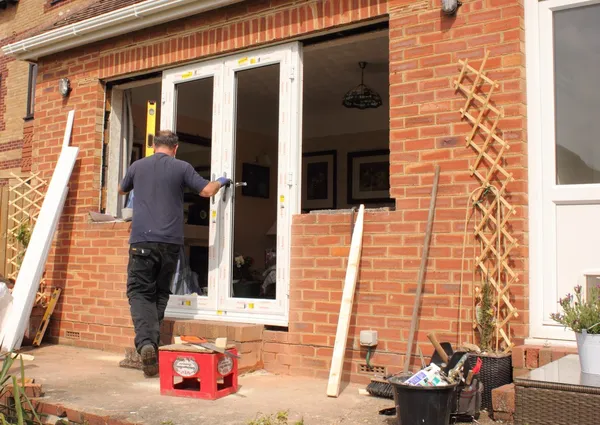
[[0, 110, 78, 352]]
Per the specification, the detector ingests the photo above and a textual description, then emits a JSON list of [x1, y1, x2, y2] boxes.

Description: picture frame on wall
[[302, 150, 337, 210], [347, 149, 391, 204], [241, 163, 270, 199]]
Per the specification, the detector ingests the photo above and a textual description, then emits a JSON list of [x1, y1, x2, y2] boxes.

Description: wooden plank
[[327, 204, 365, 398], [32, 287, 61, 346], [403, 165, 440, 373], [0, 110, 78, 352]]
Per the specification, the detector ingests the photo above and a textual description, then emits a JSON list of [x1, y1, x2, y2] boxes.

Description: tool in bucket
[[180, 335, 240, 359]]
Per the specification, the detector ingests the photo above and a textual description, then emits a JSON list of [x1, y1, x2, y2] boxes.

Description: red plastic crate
[[159, 347, 238, 400]]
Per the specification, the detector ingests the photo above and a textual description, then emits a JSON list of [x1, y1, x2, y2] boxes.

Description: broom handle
[[403, 165, 440, 373]]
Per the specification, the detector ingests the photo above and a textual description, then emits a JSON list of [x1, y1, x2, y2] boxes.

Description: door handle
[[235, 182, 247, 188]]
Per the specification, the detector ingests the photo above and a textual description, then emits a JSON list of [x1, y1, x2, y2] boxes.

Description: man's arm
[[184, 164, 231, 198], [200, 181, 223, 197], [119, 163, 135, 195]]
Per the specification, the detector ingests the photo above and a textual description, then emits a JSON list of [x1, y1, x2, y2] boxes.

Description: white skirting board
[[0, 110, 78, 353], [327, 204, 365, 398]]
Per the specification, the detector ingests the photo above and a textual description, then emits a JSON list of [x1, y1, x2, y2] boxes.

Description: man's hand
[[199, 178, 232, 197], [217, 177, 232, 188]]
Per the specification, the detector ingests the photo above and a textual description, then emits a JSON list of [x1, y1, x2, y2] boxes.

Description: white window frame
[[526, 0, 600, 344], [106, 77, 161, 218]]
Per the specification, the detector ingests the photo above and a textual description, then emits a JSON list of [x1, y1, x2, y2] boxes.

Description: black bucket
[[389, 376, 458, 425]]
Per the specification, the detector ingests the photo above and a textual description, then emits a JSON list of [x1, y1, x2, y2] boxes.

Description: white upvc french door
[[527, 0, 600, 341], [161, 58, 224, 315], [217, 43, 303, 325], [160, 42, 302, 326]]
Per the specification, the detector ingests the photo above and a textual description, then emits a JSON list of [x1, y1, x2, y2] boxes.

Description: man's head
[[153, 130, 179, 156]]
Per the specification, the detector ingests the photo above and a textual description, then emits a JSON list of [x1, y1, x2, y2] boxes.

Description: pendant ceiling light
[[342, 61, 382, 110]]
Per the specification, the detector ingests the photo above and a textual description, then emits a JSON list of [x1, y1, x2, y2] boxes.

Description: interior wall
[[303, 129, 390, 210]]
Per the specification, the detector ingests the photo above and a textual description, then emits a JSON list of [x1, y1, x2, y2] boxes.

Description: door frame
[[160, 42, 303, 326], [526, 0, 600, 343]]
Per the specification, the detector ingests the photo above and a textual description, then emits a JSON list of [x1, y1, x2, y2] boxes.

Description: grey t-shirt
[[120, 153, 209, 245]]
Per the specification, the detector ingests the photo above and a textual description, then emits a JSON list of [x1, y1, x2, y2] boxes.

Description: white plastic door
[[161, 58, 224, 317], [217, 42, 303, 325]]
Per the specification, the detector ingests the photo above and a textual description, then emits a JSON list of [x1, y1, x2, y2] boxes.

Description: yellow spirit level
[[145, 100, 157, 157]]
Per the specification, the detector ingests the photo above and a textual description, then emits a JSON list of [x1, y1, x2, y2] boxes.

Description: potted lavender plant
[[551, 285, 600, 375]]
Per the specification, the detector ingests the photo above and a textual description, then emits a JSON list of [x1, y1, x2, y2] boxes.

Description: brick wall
[[25, 0, 527, 383], [0, 0, 91, 181]]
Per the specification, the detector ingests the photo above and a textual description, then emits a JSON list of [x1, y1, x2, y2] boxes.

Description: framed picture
[[347, 149, 391, 204], [302, 150, 337, 210], [241, 163, 270, 198]]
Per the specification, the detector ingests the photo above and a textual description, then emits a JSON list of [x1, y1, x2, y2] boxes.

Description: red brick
[[539, 348, 553, 367], [492, 383, 515, 413], [525, 347, 541, 369], [511, 346, 526, 368]]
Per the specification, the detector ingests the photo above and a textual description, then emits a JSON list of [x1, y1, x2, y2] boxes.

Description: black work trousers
[[126, 242, 179, 352]]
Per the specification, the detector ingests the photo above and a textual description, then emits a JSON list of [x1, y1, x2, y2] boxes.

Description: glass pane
[[172, 77, 213, 296], [554, 4, 600, 185], [232, 64, 280, 299]]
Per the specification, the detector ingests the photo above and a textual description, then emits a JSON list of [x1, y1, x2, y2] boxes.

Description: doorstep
[[119, 319, 264, 373]]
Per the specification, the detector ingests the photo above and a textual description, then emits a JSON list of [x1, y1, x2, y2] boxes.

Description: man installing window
[[119, 130, 231, 377]]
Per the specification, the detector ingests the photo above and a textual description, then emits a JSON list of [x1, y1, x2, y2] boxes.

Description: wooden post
[[403, 166, 440, 373], [327, 205, 365, 398]]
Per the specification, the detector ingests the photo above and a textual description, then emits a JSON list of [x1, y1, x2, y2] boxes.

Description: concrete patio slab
[[8, 345, 496, 425]]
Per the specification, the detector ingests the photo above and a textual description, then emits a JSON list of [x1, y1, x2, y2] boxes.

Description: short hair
[[153, 130, 179, 148]]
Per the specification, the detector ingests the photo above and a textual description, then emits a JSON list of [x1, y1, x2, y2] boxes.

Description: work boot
[[140, 344, 158, 377]]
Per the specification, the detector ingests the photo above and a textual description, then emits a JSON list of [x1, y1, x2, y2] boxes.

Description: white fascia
[[2, 0, 243, 61]]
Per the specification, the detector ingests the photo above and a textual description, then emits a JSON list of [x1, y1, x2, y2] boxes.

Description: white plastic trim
[[0, 111, 79, 352], [2, 0, 243, 60]]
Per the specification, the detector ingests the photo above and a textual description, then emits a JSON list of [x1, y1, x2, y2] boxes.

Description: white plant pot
[[575, 331, 600, 375]]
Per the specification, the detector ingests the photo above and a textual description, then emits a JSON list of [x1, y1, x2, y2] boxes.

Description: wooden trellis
[[454, 52, 519, 352], [5, 172, 49, 306]]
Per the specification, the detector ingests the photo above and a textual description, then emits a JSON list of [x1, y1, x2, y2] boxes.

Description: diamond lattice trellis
[[5, 172, 49, 306], [454, 52, 519, 352]]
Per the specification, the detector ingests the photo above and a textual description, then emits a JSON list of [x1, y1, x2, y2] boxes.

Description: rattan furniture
[[515, 355, 600, 425]]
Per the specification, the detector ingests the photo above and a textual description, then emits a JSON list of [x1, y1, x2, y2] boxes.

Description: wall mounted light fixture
[[58, 77, 71, 97], [441, 0, 462, 16]]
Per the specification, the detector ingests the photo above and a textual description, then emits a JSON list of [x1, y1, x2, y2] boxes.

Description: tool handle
[[427, 332, 449, 364], [466, 370, 474, 385]]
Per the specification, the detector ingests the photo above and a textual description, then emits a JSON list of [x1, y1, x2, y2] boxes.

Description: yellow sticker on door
[[181, 71, 193, 79]]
